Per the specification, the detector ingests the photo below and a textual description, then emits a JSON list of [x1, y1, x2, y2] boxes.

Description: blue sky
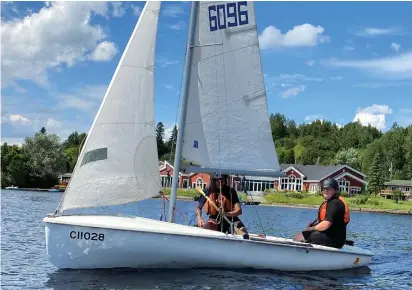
[[1, 1, 412, 145]]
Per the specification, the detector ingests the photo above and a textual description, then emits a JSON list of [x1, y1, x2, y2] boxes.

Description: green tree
[[334, 148, 360, 170], [156, 122, 167, 157], [270, 113, 288, 141], [22, 132, 67, 188], [1, 143, 29, 187], [169, 125, 178, 144], [368, 151, 384, 195]]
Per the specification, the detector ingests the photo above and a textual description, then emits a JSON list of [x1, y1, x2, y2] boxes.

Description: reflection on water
[[45, 267, 372, 290], [1, 190, 412, 290]]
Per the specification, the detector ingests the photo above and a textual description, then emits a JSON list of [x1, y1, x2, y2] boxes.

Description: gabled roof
[[281, 164, 343, 181]]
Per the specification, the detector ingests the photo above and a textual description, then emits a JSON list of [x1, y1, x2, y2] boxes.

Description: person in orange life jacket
[[293, 178, 350, 248], [195, 174, 248, 236]]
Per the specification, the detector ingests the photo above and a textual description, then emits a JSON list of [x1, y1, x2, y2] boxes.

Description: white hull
[[43, 215, 373, 271]]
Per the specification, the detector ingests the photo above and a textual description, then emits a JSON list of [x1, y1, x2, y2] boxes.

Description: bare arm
[[225, 202, 242, 217], [196, 205, 204, 227], [306, 220, 332, 232]]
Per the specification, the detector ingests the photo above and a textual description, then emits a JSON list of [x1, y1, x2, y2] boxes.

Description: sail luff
[[167, 2, 200, 223]]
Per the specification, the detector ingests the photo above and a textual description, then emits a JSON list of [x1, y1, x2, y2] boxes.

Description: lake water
[[1, 190, 411, 290]]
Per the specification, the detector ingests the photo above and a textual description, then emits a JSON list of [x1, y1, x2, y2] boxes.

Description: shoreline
[[159, 195, 412, 216], [4, 189, 411, 215]]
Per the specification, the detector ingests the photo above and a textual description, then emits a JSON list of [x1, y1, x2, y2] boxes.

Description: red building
[[159, 161, 210, 190], [159, 161, 367, 195], [276, 164, 367, 195]]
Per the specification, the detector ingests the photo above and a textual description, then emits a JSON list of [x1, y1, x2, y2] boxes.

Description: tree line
[[2, 114, 411, 193]]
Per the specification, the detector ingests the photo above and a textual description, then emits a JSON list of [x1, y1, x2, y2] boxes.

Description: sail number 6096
[[208, 2, 249, 32]]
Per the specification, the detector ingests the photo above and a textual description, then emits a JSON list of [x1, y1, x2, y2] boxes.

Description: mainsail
[[181, 1, 282, 177], [58, 2, 161, 213]]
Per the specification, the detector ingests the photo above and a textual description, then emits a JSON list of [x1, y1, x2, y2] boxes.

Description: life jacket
[[318, 196, 350, 224], [204, 192, 233, 216]]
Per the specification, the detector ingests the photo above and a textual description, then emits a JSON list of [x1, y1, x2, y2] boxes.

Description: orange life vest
[[318, 196, 350, 224], [204, 192, 233, 216]]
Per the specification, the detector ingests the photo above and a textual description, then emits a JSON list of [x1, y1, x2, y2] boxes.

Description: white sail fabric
[[181, 1, 281, 175], [59, 2, 161, 212]]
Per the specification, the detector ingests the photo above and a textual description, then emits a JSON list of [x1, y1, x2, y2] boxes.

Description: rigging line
[[243, 176, 267, 237], [165, 25, 187, 193]]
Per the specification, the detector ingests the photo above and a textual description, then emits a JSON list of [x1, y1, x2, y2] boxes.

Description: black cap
[[322, 178, 339, 190]]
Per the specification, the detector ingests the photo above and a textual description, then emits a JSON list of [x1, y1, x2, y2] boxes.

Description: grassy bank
[[159, 188, 412, 212], [263, 192, 412, 212]]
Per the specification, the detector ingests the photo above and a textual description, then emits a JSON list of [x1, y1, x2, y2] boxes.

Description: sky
[[1, 1, 412, 146]]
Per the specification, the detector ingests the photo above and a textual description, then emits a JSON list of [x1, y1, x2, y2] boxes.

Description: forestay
[[181, 1, 282, 176], [58, 2, 161, 213]]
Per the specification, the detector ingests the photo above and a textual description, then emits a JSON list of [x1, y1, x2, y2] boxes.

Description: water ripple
[[1, 190, 412, 289]]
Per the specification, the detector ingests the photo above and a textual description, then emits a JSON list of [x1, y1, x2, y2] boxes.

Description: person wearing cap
[[293, 178, 350, 248], [195, 173, 248, 238]]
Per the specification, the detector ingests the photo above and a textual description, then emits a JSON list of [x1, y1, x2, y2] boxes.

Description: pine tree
[[169, 125, 178, 144], [368, 152, 384, 195]]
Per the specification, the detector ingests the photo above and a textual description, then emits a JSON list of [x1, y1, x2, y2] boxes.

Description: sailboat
[[43, 1, 373, 271]]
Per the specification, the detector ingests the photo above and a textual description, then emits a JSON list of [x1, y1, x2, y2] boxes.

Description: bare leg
[[203, 219, 218, 231], [293, 232, 305, 242]]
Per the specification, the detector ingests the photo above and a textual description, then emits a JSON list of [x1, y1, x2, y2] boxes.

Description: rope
[[159, 191, 191, 224], [243, 176, 267, 238]]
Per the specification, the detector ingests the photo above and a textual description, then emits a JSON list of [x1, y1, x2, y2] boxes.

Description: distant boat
[[5, 185, 18, 190]]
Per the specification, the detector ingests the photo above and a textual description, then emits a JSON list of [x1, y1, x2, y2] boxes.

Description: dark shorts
[[207, 216, 245, 234], [302, 230, 343, 248]]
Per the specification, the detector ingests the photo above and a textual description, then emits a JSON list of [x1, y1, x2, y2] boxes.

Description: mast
[[167, 2, 199, 223]]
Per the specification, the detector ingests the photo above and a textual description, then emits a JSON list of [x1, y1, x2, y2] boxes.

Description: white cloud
[[163, 125, 175, 142], [399, 108, 412, 113], [306, 60, 315, 66], [258, 24, 329, 49], [354, 27, 401, 37], [162, 5, 184, 17], [280, 85, 305, 98], [157, 58, 179, 68], [46, 117, 62, 129], [330, 76, 343, 80], [305, 114, 323, 122], [277, 74, 323, 82], [162, 84, 175, 90], [169, 21, 185, 31], [111, 2, 125, 17], [89, 41, 118, 62], [353, 82, 411, 89], [1, 2, 113, 88], [58, 84, 107, 113], [357, 104, 393, 115], [390, 42, 401, 52], [131, 4, 141, 16], [353, 104, 393, 130], [1, 114, 31, 125], [325, 52, 412, 79], [343, 45, 355, 51], [0, 137, 25, 146]]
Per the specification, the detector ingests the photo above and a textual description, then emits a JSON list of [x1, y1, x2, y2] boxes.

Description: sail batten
[[58, 2, 161, 213]]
